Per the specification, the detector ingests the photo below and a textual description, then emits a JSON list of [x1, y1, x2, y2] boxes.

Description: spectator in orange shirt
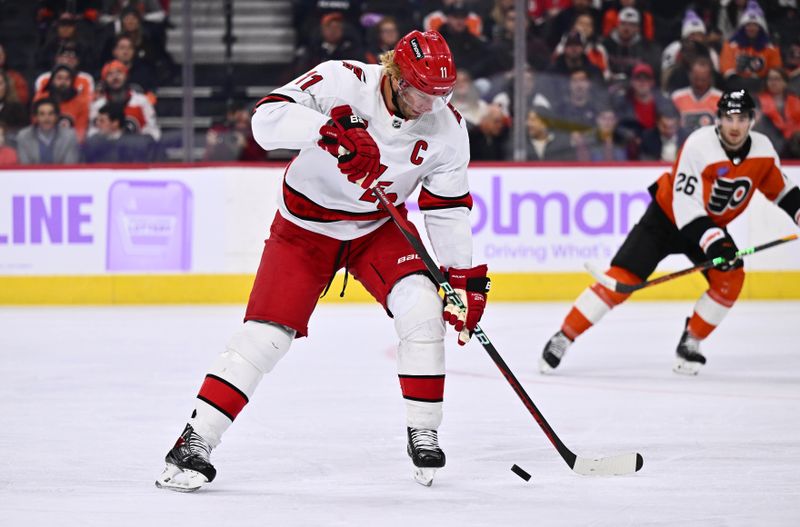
[[35, 64, 91, 142], [91, 59, 161, 141], [34, 42, 95, 102], [670, 57, 723, 133], [424, 1, 483, 38], [602, 0, 654, 42], [757, 67, 800, 157], [720, 1, 782, 90]]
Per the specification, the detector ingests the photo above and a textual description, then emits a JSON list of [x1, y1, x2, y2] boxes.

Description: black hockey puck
[[511, 464, 531, 482]]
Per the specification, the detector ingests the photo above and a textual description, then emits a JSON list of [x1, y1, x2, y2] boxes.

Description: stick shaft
[[613, 234, 799, 294]]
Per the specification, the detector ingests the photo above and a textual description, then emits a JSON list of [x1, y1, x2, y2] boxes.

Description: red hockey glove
[[318, 105, 381, 189], [705, 234, 741, 272], [442, 265, 490, 346]]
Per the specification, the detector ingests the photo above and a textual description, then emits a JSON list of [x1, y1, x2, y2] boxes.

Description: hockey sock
[[190, 321, 295, 447], [687, 267, 744, 339], [389, 274, 446, 430], [561, 266, 637, 340]]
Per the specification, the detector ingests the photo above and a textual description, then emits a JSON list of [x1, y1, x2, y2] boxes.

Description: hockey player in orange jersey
[[540, 89, 800, 376]]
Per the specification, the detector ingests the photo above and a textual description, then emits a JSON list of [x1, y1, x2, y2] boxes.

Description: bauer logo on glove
[[317, 105, 381, 189], [441, 264, 490, 346]]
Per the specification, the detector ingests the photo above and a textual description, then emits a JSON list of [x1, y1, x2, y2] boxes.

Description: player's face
[[718, 113, 751, 149], [396, 78, 449, 119]]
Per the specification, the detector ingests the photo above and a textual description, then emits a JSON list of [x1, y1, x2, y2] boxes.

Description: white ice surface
[[1, 301, 799, 526]]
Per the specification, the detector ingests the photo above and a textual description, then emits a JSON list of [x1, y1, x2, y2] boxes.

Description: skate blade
[[673, 357, 702, 376], [538, 357, 556, 374], [155, 463, 209, 492], [413, 467, 437, 487]]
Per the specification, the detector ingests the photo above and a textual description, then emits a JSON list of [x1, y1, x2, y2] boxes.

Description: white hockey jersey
[[251, 60, 473, 268]]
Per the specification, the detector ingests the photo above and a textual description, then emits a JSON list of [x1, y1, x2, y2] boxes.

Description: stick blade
[[572, 452, 643, 476]]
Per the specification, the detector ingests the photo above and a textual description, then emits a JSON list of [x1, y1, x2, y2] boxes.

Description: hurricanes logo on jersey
[[708, 177, 752, 214]]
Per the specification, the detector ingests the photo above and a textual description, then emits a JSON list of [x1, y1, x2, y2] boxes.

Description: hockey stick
[[370, 184, 643, 476], [585, 234, 799, 294]]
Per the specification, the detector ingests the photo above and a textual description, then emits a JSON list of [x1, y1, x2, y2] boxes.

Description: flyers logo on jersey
[[708, 177, 752, 214]]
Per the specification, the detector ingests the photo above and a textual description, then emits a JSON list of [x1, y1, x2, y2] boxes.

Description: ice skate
[[673, 318, 706, 375], [539, 330, 573, 373], [407, 427, 445, 487], [155, 424, 216, 492]]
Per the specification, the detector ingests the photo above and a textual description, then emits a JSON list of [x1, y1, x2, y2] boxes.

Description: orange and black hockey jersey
[[652, 126, 799, 250]]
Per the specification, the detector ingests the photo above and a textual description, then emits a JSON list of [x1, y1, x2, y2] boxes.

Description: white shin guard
[[388, 274, 446, 430], [190, 321, 295, 447]]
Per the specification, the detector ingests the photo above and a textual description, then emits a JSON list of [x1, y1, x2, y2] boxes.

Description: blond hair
[[379, 50, 402, 82]]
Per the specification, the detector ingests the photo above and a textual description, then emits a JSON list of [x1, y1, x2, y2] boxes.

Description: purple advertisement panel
[[106, 180, 193, 271]]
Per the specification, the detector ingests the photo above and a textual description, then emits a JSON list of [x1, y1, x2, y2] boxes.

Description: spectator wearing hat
[[549, 30, 605, 83], [423, 1, 484, 38], [0, 43, 30, 106], [34, 64, 92, 141], [611, 62, 676, 142], [296, 12, 367, 75], [717, 0, 749, 41], [0, 72, 29, 136], [547, 0, 601, 50], [602, 6, 660, 82], [521, 104, 576, 161], [720, 1, 782, 90], [661, 9, 720, 85], [34, 42, 95, 101], [602, 0, 655, 42], [16, 97, 80, 165], [756, 67, 800, 158], [83, 102, 157, 163], [91, 59, 160, 140], [670, 56, 723, 134]]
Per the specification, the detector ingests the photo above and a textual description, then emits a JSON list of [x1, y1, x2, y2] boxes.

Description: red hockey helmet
[[393, 30, 456, 96]]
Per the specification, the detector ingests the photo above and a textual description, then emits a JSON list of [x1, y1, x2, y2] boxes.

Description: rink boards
[[1, 162, 798, 304]]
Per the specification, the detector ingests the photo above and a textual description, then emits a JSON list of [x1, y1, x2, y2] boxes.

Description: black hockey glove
[[705, 235, 740, 272]]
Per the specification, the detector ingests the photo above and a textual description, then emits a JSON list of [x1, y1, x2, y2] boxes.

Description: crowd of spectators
[[292, 0, 800, 161], [0, 0, 172, 165], [1, 0, 800, 166]]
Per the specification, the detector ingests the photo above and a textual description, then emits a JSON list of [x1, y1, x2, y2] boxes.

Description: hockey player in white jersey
[[540, 89, 800, 375], [155, 30, 490, 491]]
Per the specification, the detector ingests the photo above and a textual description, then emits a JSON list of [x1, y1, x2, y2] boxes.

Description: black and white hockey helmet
[[717, 89, 756, 119]]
